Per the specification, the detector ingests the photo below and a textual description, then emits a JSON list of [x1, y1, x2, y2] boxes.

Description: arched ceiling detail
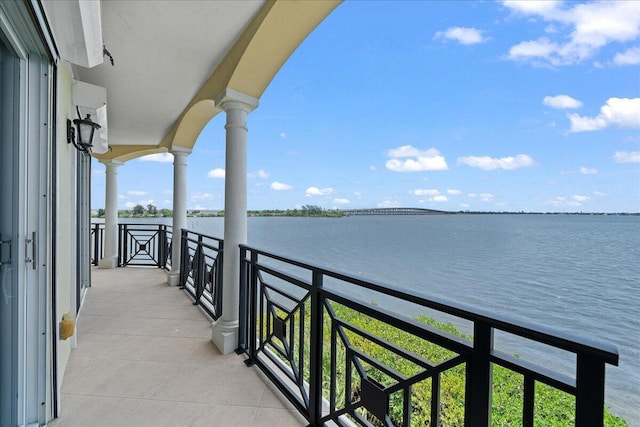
[[123, 0, 340, 158], [90, 0, 340, 162]]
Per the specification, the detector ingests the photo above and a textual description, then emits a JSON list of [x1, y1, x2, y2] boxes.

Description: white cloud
[[614, 151, 640, 163], [412, 189, 440, 196], [434, 27, 488, 45], [127, 190, 147, 196], [503, 0, 561, 15], [271, 181, 293, 191], [569, 98, 640, 132], [386, 146, 448, 172], [580, 167, 598, 175], [447, 189, 461, 195], [544, 196, 582, 207], [306, 187, 334, 197], [572, 195, 590, 202], [249, 169, 270, 179], [460, 203, 471, 209], [333, 198, 350, 204], [118, 195, 125, 199], [431, 195, 448, 202], [369, 165, 377, 171], [138, 199, 154, 206], [191, 192, 214, 200], [504, 1, 640, 66], [508, 38, 559, 63], [614, 47, 640, 66], [593, 191, 606, 197], [162, 200, 172, 206], [138, 153, 173, 163], [280, 132, 287, 140], [457, 154, 534, 170], [479, 193, 494, 202], [353, 192, 362, 197], [377, 200, 400, 208], [125, 202, 136, 208], [207, 168, 226, 178], [543, 95, 583, 109], [164, 189, 173, 195]]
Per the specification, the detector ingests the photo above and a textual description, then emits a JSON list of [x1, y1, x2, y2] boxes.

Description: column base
[[167, 270, 181, 286], [98, 256, 117, 269], [211, 319, 239, 354]]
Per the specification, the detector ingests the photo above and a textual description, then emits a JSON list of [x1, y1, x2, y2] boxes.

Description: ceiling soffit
[[91, 0, 341, 162]]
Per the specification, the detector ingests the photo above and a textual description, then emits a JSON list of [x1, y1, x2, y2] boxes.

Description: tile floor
[[50, 267, 306, 427]]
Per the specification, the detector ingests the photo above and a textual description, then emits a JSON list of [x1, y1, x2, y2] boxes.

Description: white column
[[211, 89, 258, 354], [167, 147, 191, 286], [98, 159, 123, 269]]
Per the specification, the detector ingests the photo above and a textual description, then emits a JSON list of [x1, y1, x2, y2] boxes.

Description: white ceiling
[[74, 0, 265, 146]]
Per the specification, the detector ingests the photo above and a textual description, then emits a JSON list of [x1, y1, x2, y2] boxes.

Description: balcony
[[50, 266, 304, 427], [71, 223, 621, 426]]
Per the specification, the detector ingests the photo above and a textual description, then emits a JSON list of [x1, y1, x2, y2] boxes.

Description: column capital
[[169, 146, 192, 157], [99, 159, 124, 168], [214, 88, 258, 113]]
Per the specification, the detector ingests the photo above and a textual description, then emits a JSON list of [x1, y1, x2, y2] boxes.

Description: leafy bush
[[320, 303, 628, 427]]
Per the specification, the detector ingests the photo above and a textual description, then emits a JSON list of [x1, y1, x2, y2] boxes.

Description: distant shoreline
[[91, 209, 639, 219]]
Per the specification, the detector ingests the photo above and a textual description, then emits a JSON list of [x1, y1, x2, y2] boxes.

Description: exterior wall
[[54, 63, 77, 397]]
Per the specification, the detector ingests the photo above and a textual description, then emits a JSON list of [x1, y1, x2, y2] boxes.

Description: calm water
[[143, 214, 640, 423]]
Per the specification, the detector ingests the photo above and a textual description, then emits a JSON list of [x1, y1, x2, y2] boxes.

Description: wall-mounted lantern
[[67, 114, 101, 153]]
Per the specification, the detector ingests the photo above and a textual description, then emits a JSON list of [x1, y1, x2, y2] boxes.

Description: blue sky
[[92, 1, 640, 213]]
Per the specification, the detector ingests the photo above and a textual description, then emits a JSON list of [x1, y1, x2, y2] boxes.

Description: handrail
[[238, 244, 619, 427]]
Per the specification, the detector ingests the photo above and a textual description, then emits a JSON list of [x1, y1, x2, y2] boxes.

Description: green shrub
[[320, 303, 628, 427]]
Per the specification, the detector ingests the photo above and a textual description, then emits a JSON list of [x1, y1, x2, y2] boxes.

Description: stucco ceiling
[[74, 0, 265, 147]]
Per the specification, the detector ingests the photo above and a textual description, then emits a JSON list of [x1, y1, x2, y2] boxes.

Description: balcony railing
[[90, 222, 172, 269], [89, 222, 620, 426], [119, 223, 172, 268], [178, 229, 223, 320], [237, 245, 619, 427]]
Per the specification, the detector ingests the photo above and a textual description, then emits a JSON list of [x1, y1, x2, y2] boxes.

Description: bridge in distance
[[340, 207, 452, 216]]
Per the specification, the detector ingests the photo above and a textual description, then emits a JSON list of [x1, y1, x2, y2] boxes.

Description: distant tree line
[[93, 204, 345, 218], [92, 204, 172, 218]]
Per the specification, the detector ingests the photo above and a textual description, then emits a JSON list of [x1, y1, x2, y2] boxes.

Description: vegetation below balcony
[[331, 305, 628, 426]]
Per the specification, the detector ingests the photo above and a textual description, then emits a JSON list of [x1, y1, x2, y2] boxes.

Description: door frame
[[0, 1, 55, 425]]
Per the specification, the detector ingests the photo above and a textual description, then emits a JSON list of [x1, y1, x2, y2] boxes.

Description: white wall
[[54, 63, 77, 400]]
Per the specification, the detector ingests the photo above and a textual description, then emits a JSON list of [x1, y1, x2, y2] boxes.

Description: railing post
[[119, 224, 126, 267], [308, 270, 324, 426], [179, 229, 188, 288], [158, 225, 166, 269], [236, 246, 247, 353], [193, 235, 205, 304], [92, 223, 100, 266], [246, 249, 258, 364], [575, 353, 605, 426], [465, 322, 493, 427], [216, 241, 224, 319]]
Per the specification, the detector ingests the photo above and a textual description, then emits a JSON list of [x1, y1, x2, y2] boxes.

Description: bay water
[[135, 214, 639, 423]]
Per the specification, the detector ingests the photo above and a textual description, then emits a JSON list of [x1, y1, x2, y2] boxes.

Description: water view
[[170, 213, 638, 424]]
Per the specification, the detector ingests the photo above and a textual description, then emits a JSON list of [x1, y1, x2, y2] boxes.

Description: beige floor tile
[[251, 407, 308, 427], [53, 267, 304, 426]]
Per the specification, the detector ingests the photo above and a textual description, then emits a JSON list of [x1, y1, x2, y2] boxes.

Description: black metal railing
[[90, 222, 172, 269], [118, 223, 172, 268], [178, 229, 223, 320], [237, 245, 619, 427], [90, 223, 104, 266]]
